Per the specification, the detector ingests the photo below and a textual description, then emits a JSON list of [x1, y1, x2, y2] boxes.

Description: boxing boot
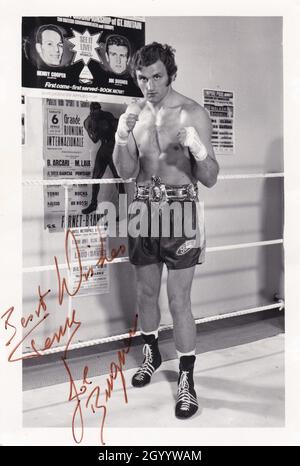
[[132, 333, 162, 387], [175, 355, 198, 419]]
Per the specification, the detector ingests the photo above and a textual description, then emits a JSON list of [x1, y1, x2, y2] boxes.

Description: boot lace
[[177, 371, 198, 411], [135, 344, 155, 381]]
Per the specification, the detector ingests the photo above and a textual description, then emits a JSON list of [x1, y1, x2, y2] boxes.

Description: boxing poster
[[69, 226, 110, 296], [43, 98, 91, 231], [203, 89, 235, 154], [43, 97, 125, 232], [22, 16, 145, 98]]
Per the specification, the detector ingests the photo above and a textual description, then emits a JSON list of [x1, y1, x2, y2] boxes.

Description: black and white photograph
[[0, 0, 300, 454]]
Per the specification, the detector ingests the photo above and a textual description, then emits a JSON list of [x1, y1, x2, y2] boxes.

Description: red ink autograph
[[1, 227, 130, 444], [55, 227, 126, 306], [63, 314, 138, 445], [1, 228, 126, 361]]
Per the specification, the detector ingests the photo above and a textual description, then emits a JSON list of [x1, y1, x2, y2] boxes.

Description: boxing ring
[[22, 172, 285, 357]]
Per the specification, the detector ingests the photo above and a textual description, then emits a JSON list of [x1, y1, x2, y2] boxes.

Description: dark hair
[[36, 24, 64, 44], [130, 42, 177, 85], [105, 34, 131, 57], [90, 102, 102, 111]]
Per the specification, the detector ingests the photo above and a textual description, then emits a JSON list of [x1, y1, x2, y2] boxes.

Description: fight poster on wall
[[43, 97, 126, 232], [70, 226, 110, 296], [203, 89, 235, 155], [22, 16, 145, 98]]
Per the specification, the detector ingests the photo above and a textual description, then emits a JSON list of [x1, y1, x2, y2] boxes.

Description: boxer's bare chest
[[134, 105, 186, 154], [133, 104, 194, 183]]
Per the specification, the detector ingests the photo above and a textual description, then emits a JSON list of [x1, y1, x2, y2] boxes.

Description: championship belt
[[149, 176, 167, 203], [186, 183, 197, 201], [134, 177, 198, 202]]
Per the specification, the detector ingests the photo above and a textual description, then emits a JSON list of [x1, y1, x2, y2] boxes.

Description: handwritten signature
[[1, 226, 133, 444], [1, 227, 126, 361], [63, 314, 138, 445]]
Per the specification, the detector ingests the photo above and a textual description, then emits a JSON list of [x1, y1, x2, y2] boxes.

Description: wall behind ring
[[22, 16, 283, 347]]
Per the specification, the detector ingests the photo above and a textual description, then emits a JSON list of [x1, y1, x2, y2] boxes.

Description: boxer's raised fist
[[115, 103, 142, 146], [177, 126, 208, 162]]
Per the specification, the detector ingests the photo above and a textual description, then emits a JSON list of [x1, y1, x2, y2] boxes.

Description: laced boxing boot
[[131, 333, 162, 387], [175, 355, 198, 419]]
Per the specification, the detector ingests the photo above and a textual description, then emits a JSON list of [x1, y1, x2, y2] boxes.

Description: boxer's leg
[[167, 266, 198, 418], [132, 262, 163, 387], [167, 266, 196, 353], [136, 262, 164, 332]]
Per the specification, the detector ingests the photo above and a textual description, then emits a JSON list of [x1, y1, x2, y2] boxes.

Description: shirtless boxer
[[113, 42, 219, 419]]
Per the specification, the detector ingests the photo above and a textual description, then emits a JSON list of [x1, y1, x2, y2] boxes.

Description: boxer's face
[[36, 30, 63, 66], [106, 45, 129, 74], [136, 60, 171, 104]]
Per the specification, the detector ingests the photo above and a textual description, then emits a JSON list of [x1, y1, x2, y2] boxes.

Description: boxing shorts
[[128, 176, 206, 269]]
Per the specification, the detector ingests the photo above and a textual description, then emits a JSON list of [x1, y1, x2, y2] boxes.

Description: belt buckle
[[149, 176, 167, 204], [187, 183, 197, 201]]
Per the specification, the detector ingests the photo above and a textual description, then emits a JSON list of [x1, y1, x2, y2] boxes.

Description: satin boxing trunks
[[128, 176, 206, 270]]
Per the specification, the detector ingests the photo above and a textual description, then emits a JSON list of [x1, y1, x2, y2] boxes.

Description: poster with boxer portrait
[[42, 97, 126, 232], [22, 16, 145, 98]]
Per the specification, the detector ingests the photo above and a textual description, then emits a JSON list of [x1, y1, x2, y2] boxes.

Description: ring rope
[[22, 239, 283, 274], [22, 301, 284, 358], [22, 178, 134, 186], [207, 238, 283, 253], [22, 172, 284, 186], [218, 173, 284, 180]]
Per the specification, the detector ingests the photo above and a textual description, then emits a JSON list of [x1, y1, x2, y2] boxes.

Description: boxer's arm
[[113, 126, 140, 179], [180, 105, 219, 187], [113, 105, 142, 179], [84, 116, 100, 143]]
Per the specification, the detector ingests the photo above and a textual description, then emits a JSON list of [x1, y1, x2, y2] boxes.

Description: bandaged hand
[[177, 126, 208, 162], [115, 103, 141, 146]]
